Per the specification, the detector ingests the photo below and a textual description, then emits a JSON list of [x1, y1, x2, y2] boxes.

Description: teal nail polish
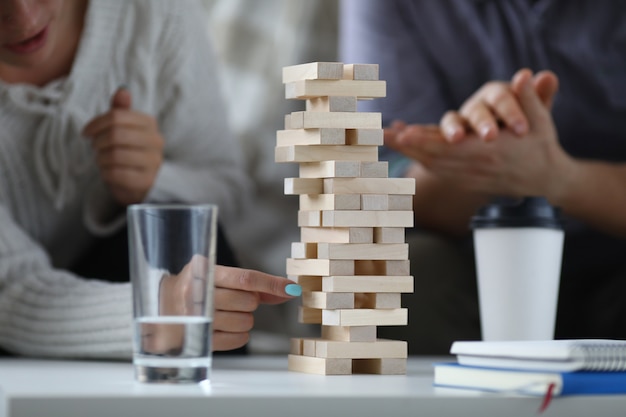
[[285, 284, 302, 297]]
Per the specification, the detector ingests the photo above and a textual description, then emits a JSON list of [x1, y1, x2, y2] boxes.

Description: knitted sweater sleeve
[[0, 206, 133, 359], [145, 1, 252, 229]]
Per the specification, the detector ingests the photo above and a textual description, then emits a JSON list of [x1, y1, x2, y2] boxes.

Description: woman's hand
[[143, 260, 301, 354], [83, 88, 165, 206], [212, 265, 301, 351]]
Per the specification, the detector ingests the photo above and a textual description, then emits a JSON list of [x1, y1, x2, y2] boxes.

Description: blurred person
[[0, 0, 300, 358], [341, 0, 626, 353]]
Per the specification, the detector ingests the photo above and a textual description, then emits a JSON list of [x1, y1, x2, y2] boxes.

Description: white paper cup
[[474, 227, 564, 341], [471, 197, 564, 341]]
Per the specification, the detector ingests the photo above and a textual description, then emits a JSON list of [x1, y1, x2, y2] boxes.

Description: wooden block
[[298, 210, 322, 227], [345, 227, 375, 244], [322, 275, 413, 293], [389, 195, 413, 210], [286, 259, 355, 276], [375, 293, 402, 309], [300, 194, 361, 211], [306, 97, 357, 112], [284, 178, 323, 194], [360, 161, 388, 178], [299, 306, 322, 324], [288, 354, 352, 375], [302, 291, 354, 309], [317, 243, 408, 260], [353, 358, 407, 375], [322, 325, 376, 342], [343, 63, 379, 81], [289, 275, 322, 291], [284, 114, 292, 130], [282, 62, 344, 84], [361, 194, 389, 211], [276, 145, 378, 163], [342, 64, 355, 80], [346, 129, 384, 146], [374, 227, 405, 244], [300, 161, 360, 178], [314, 340, 407, 359], [322, 308, 408, 326], [354, 64, 380, 81], [385, 260, 411, 276], [324, 178, 415, 194], [290, 338, 304, 355], [291, 242, 318, 259], [285, 79, 386, 100], [358, 293, 402, 309], [288, 111, 382, 129], [361, 195, 412, 211], [300, 227, 373, 244], [276, 129, 345, 146], [322, 210, 414, 227], [302, 338, 317, 357], [354, 260, 411, 276]]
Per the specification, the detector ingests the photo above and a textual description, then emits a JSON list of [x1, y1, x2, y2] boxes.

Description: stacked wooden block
[[276, 62, 415, 375]]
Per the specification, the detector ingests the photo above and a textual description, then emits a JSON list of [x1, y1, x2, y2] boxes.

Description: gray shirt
[[341, 0, 626, 279]]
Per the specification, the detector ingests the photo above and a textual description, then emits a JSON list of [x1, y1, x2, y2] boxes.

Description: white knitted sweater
[[0, 0, 248, 358]]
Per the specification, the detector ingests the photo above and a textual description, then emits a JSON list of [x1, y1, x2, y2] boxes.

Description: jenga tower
[[276, 62, 415, 375]]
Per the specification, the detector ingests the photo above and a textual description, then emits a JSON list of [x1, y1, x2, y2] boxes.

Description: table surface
[[0, 355, 624, 417]]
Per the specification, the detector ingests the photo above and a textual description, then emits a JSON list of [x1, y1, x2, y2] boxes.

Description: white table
[[0, 356, 624, 417]]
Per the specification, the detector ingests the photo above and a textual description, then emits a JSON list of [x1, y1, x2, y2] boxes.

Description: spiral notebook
[[451, 339, 626, 372]]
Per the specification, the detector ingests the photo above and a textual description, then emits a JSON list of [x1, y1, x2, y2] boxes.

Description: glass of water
[[127, 204, 217, 383]]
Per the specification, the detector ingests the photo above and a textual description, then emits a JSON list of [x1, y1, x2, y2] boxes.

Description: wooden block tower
[[276, 62, 415, 375]]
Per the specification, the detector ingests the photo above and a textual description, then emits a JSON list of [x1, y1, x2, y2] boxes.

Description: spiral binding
[[573, 343, 626, 371]]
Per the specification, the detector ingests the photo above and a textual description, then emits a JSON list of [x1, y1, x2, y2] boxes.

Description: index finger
[[482, 85, 528, 136], [440, 111, 468, 143], [215, 265, 301, 299]]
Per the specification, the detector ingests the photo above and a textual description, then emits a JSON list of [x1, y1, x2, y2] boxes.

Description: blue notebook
[[433, 362, 626, 396]]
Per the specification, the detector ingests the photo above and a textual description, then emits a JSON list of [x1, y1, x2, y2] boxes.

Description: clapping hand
[[384, 69, 572, 200]]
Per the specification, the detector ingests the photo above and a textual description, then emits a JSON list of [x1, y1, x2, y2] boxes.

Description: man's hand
[[440, 69, 559, 142], [384, 122, 447, 163], [83, 87, 165, 206], [396, 70, 569, 199]]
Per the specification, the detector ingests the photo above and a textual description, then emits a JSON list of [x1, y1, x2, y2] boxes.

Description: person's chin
[[1, 49, 53, 70]]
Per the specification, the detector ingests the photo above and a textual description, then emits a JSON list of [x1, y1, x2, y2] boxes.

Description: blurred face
[[0, 0, 64, 68]]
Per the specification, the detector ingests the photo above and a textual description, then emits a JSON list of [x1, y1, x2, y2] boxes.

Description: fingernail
[[479, 124, 492, 138], [285, 284, 302, 297], [513, 121, 527, 135], [118, 84, 128, 91], [522, 75, 532, 91], [444, 126, 460, 142]]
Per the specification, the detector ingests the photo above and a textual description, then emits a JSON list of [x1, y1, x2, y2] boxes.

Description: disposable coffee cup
[[470, 197, 564, 341]]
